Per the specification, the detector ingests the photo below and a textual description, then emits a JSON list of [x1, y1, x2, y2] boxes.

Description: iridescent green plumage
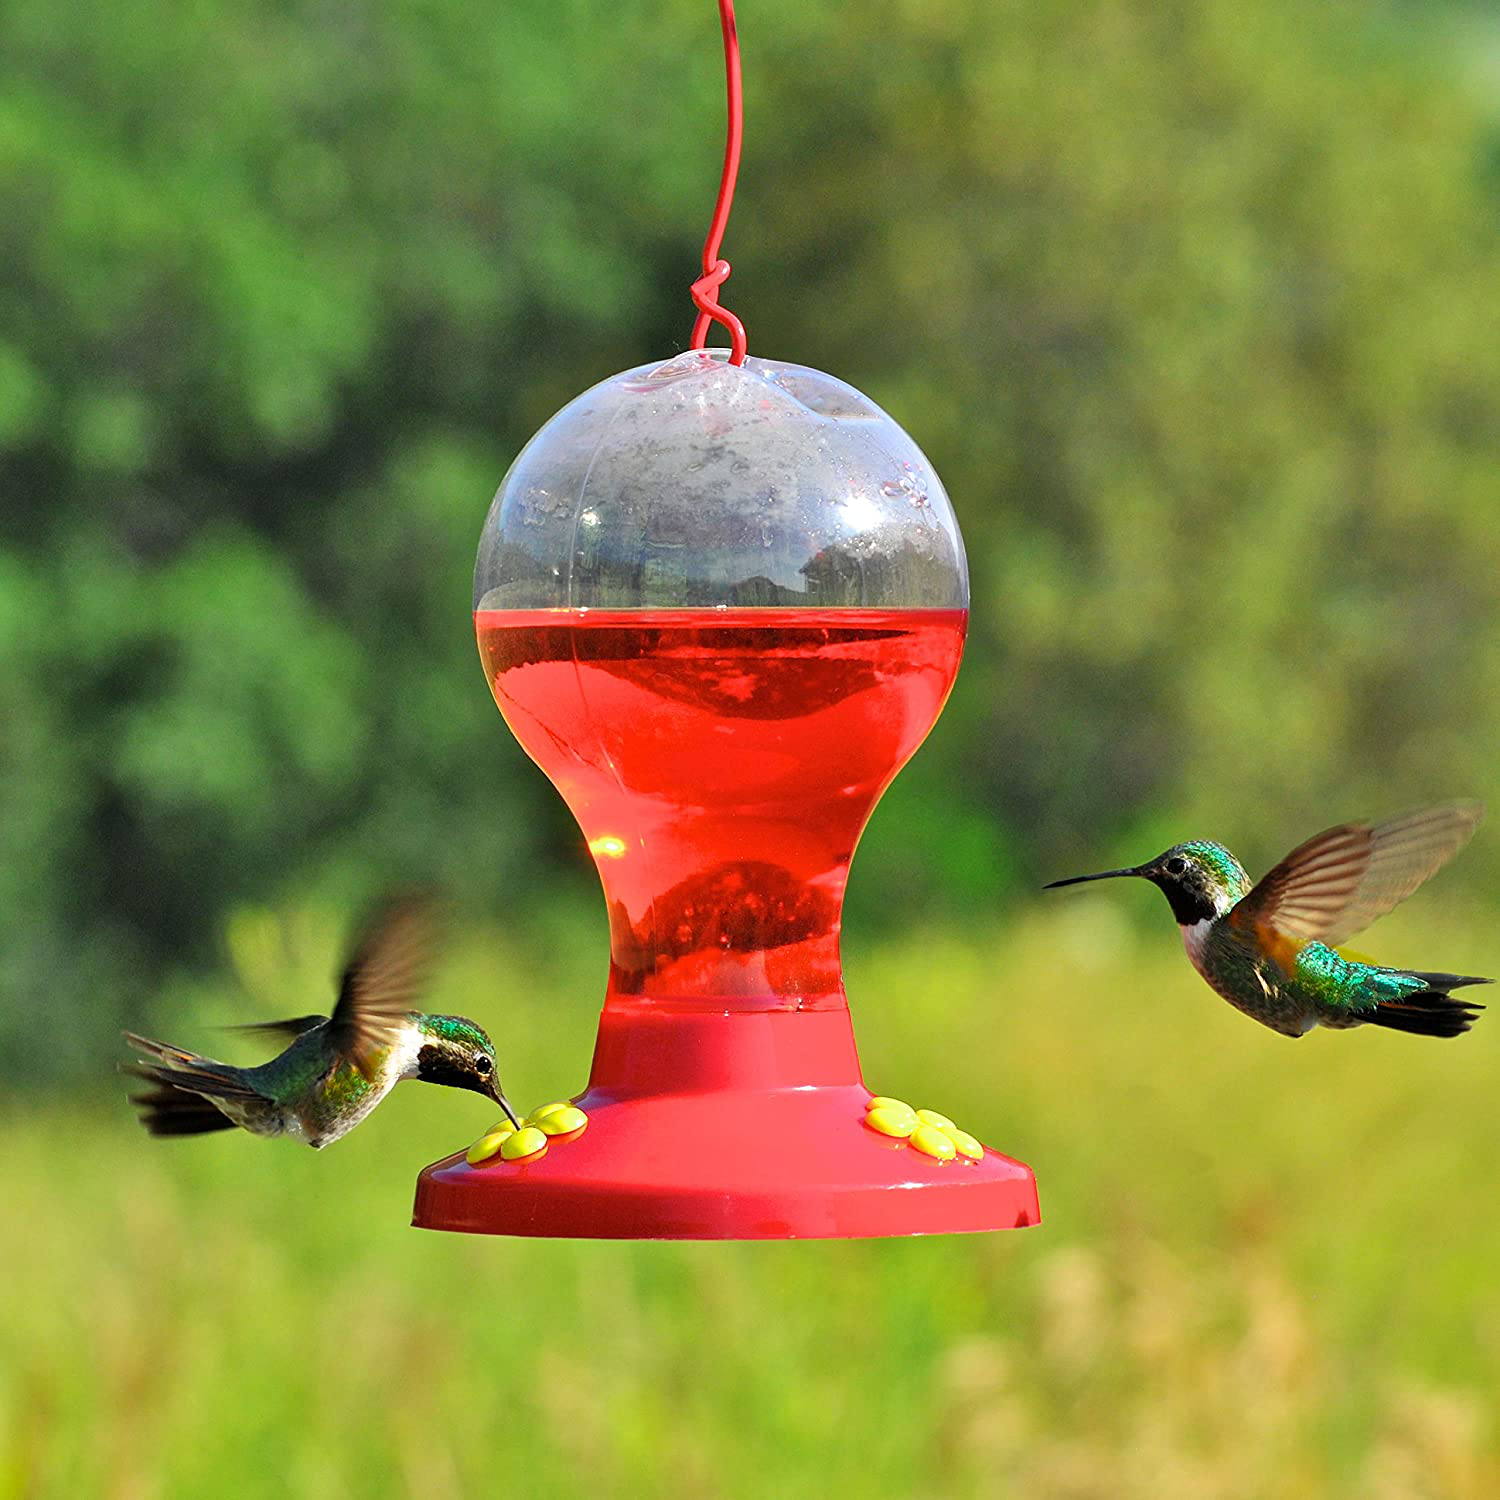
[[1046, 805, 1489, 1039], [124, 898, 518, 1146]]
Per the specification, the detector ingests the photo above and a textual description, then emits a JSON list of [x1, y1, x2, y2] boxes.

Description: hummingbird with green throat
[[1045, 803, 1489, 1038], [124, 896, 520, 1147]]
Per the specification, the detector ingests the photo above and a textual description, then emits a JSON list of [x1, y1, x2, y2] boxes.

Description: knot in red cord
[[690, 259, 747, 365]]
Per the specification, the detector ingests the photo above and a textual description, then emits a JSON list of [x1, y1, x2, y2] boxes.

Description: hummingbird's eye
[[474, 1054, 493, 1076], [1165, 856, 1187, 876]]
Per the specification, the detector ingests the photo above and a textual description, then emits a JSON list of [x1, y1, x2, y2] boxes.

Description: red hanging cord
[[689, 0, 748, 364]]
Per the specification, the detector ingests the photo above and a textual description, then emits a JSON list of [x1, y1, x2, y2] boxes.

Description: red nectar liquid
[[476, 608, 966, 1012]]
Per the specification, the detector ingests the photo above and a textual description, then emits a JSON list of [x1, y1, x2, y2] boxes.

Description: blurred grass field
[[4, 901, 1497, 1500]]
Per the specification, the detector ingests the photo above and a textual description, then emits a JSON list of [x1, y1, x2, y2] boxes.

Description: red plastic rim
[[413, 1003, 1038, 1240]]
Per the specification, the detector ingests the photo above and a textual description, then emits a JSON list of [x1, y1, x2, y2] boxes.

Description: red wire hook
[[689, 0, 748, 365]]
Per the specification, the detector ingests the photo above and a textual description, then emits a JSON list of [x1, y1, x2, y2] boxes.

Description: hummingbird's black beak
[[1043, 866, 1144, 890], [492, 1086, 521, 1128]]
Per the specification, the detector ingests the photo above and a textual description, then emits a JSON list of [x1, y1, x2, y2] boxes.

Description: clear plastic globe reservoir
[[413, 351, 1038, 1238]]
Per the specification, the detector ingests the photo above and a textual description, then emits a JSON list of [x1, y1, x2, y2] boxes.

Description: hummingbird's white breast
[[1180, 918, 1215, 976], [392, 1021, 429, 1081]]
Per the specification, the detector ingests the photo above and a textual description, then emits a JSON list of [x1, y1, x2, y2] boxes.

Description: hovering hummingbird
[[124, 896, 519, 1147], [1045, 803, 1489, 1038]]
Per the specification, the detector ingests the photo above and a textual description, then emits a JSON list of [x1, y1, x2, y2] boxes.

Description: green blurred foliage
[[3, 0, 1500, 1076]]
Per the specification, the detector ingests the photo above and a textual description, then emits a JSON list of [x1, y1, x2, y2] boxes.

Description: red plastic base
[[412, 1002, 1039, 1240]]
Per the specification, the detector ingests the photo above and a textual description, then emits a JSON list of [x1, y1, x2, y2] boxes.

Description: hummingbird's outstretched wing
[[1228, 802, 1482, 946], [221, 1015, 329, 1044], [328, 893, 437, 1080]]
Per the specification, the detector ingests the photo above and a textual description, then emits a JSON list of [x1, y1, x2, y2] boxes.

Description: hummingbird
[[1045, 803, 1489, 1038], [124, 896, 520, 1147]]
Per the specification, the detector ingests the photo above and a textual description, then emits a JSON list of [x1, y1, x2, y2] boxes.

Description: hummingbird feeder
[[412, 0, 1038, 1239]]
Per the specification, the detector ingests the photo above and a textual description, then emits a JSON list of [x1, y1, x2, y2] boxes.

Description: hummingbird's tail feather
[[1401, 970, 1493, 992], [124, 1057, 265, 1100], [123, 1031, 202, 1067], [123, 1067, 238, 1136], [1367, 974, 1489, 1038], [122, 1033, 267, 1099]]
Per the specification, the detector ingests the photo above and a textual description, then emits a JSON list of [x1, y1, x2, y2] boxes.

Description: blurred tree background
[[3, 0, 1500, 1081]]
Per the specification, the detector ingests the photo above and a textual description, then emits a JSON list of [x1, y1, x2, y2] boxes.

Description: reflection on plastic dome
[[475, 350, 966, 611]]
